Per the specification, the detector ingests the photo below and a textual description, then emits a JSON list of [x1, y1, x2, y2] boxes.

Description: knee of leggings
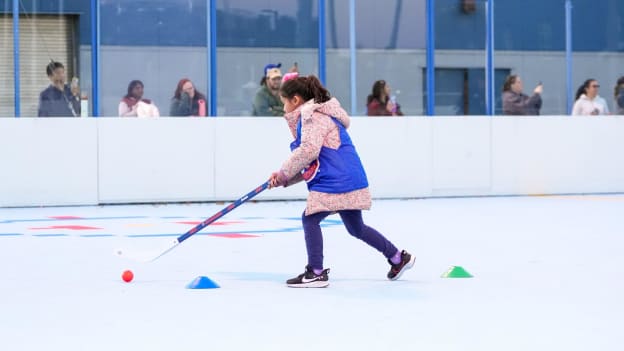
[[345, 222, 365, 238]]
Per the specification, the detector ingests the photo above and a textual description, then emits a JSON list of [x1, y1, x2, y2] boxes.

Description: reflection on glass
[[0, 1, 85, 117], [352, 0, 426, 116], [100, 0, 207, 117], [216, 0, 318, 116], [571, 0, 624, 116], [0, 10, 15, 116], [430, 0, 488, 116]]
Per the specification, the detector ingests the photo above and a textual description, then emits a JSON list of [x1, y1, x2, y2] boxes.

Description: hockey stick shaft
[[116, 181, 270, 262], [176, 181, 270, 244]]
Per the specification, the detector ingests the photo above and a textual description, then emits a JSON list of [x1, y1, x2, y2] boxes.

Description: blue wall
[[435, 0, 624, 52], [0, 0, 91, 45], [3, 0, 622, 51]]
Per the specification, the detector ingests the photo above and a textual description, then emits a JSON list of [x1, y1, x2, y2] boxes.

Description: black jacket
[[38, 84, 80, 117]]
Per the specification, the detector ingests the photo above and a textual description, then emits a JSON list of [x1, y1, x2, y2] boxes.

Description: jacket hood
[[283, 97, 350, 138]]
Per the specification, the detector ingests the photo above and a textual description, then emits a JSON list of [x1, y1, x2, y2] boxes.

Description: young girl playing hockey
[[269, 74, 415, 288]]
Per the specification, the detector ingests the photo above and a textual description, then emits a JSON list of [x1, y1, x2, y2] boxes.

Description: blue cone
[[186, 276, 220, 289]]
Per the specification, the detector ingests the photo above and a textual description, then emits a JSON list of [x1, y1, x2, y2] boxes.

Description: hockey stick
[[115, 181, 270, 263]]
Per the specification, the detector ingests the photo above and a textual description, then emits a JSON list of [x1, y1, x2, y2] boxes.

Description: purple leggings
[[302, 210, 398, 270]]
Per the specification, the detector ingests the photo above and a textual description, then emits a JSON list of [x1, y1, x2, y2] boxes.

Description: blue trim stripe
[[13, 0, 20, 117], [0, 216, 147, 224], [318, 0, 326, 84]]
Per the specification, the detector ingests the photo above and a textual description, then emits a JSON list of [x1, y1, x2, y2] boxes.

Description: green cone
[[441, 265, 473, 278]]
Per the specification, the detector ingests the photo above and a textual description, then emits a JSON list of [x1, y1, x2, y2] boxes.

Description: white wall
[[1, 116, 623, 207], [0, 118, 99, 206]]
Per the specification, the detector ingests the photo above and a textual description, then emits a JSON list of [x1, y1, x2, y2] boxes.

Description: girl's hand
[[269, 171, 288, 188]]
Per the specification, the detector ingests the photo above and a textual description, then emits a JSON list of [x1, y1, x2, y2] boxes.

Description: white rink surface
[[1, 195, 623, 351]]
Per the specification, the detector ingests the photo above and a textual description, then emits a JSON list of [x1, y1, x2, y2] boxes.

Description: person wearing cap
[[252, 63, 285, 116]]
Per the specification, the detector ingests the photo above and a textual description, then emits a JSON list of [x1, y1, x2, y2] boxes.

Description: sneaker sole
[[287, 280, 329, 288], [389, 255, 416, 281]]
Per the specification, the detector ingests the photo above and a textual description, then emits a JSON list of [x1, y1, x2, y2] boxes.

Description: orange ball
[[122, 270, 134, 283]]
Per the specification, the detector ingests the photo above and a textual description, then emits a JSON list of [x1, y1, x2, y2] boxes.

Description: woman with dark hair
[[614, 76, 624, 115], [501, 75, 542, 115], [269, 75, 415, 288], [572, 79, 609, 115], [170, 78, 207, 117], [118, 80, 160, 117], [366, 80, 403, 116]]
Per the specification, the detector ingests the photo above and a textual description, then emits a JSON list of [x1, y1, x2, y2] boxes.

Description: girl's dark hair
[[502, 75, 518, 92], [614, 76, 624, 98], [280, 75, 331, 103], [366, 80, 387, 104], [125, 80, 143, 99], [575, 79, 596, 101]]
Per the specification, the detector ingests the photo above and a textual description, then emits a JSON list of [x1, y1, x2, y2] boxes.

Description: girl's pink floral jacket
[[280, 97, 372, 215]]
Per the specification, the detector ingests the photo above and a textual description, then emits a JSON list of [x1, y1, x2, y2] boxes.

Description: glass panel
[[324, 0, 351, 113], [0, 0, 88, 117], [571, 0, 624, 116], [428, 0, 487, 116], [0, 4, 14, 117], [354, 0, 426, 116], [494, 0, 564, 115], [216, 0, 318, 116], [100, 0, 207, 117]]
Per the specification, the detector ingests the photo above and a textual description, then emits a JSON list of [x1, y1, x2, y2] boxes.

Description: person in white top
[[571, 79, 609, 116], [118, 80, 160, 117]]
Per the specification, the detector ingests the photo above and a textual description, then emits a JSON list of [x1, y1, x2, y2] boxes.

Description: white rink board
[[1, 116, 623, 207]]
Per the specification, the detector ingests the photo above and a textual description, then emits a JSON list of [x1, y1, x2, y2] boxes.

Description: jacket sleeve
[[170, 93, 192, 116], [253, 91, 272, 116], [528, 93, 542, 114], [503, 92, 540, 115], [281, 112, 329, 179], [367, 99, 391, 116], [71, 94, 81, 116], [119, 101, 135, 117], [38, 91, 49, 117], [571, 100, 582, 115], [270, 104, 285, 116], [615, 88, 624, 108]]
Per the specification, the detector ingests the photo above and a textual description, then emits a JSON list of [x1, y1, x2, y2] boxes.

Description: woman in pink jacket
[[269, 75, 415, 288]]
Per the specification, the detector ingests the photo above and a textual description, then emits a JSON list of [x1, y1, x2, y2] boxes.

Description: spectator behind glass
[[366, 80, 403, 116], [252, 63, 285, 116], [170, 78, 207, 116], [38, 61, 80, 117], [118, 80, 160, 117], [501, 75, 542, 115], [572, 79, 609, 116], [614, 76, 624, 115]]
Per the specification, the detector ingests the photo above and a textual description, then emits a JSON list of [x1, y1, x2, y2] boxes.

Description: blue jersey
[[290, 116, 368, 193]]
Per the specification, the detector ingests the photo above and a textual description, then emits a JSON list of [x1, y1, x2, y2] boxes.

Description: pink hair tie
[[282, 72, 299, 84]]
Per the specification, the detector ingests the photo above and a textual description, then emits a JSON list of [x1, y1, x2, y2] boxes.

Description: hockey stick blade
[[114, 181, 269, 263], [114, 239, 180, 263]]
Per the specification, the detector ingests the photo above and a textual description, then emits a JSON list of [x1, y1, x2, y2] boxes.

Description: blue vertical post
[[13, 0, 20, 117], [485, 0, 495, 116], [565, 0, 573, 115], [349, 0, 357, 115], [90, 0, 100, 117], [425, 0, 435, 116], [208, 0, 217, 116], [318, 0, 326, 85]]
